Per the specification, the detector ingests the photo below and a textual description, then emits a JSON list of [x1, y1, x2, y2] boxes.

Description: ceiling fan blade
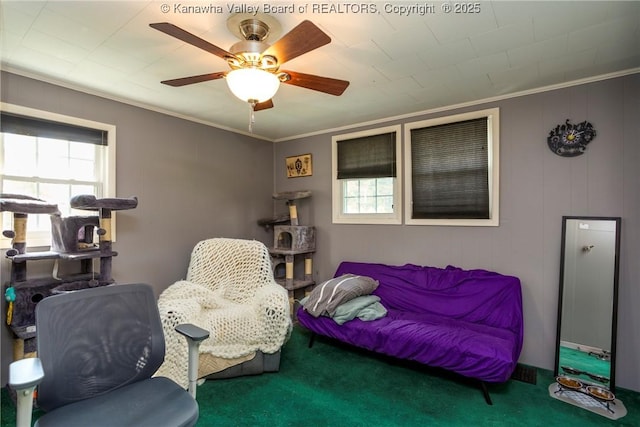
[[161, 71, 226, 87], [253, 99, 274, 111], [282, 71, 350, 96], [150, 22, 234, 60], [262, 21, 330, 65]]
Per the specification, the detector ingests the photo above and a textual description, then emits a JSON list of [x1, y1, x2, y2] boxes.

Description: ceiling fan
[[149, 16, 350, 112]]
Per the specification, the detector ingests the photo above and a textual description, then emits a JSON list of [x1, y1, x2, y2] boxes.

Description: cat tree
[[2, 193, 137, 360], [259, 190, 315, 315]]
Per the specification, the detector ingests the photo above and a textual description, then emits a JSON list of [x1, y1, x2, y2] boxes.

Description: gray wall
[[274, 74, 640, 392], [2, 71, 638, 394], [1, 71, 275, 384]]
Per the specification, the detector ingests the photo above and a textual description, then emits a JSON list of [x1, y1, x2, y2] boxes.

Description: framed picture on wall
[[286, 153, 312, 178]]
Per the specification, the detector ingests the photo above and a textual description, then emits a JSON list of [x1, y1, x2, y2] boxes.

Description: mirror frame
[[553, 216, 621, 392]]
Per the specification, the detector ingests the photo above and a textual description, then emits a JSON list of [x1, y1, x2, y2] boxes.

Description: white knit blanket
[[155, 238, 292, 387]]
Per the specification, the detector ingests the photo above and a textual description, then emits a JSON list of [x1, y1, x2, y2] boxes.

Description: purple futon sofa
[[297, 261, 524, 404]]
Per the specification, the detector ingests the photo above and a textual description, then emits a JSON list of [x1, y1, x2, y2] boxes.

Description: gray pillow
[[304, 274, 378, 317]]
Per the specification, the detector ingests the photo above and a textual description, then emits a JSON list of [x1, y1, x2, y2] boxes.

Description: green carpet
[[2, 326, 639, 426], [559, 345, 611, 379]]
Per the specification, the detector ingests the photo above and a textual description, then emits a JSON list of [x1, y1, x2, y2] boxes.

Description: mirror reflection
[[555, 217, 621, 392]]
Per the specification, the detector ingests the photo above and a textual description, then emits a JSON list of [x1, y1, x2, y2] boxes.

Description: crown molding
[[3, 64, 638, 144]]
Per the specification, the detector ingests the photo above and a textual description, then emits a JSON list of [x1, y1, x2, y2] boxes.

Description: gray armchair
[[8, 283, 208, 427]]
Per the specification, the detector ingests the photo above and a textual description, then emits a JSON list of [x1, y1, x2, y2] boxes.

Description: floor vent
[[511, 364, 537, 384]]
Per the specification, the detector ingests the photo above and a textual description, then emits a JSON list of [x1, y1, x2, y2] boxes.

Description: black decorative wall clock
[[547, 119, 596, 157]]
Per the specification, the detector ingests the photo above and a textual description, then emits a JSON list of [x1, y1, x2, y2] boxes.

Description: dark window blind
[[1, 112, 107, 145], [410, 117, 489, 219], [337, 132, 396, 179]]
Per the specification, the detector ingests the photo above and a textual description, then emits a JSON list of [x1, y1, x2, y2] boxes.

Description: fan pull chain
[[248, 103, 256, 133]]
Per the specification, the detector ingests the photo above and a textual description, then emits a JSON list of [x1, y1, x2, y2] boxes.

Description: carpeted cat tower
[[2, 193, 137, 361]]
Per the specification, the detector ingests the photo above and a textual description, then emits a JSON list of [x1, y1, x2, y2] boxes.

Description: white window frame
[[332, 125, 402, 224], [404, 108, 499, 226], [1, 103, 116, 248]]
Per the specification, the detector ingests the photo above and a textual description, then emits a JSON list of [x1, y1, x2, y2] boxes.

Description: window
[[332, 125, 402, 224], [404, 108, 499, 226], [1, 103, 116, 248]]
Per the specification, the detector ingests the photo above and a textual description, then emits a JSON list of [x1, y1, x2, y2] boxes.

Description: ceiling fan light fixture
[[226, 68, 280, 103]]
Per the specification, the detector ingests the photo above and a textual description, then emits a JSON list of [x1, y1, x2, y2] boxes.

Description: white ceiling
[[1, 1, 639, 141]]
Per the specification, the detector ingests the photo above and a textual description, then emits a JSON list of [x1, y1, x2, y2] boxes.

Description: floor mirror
[[549, 216, 626, 419]]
